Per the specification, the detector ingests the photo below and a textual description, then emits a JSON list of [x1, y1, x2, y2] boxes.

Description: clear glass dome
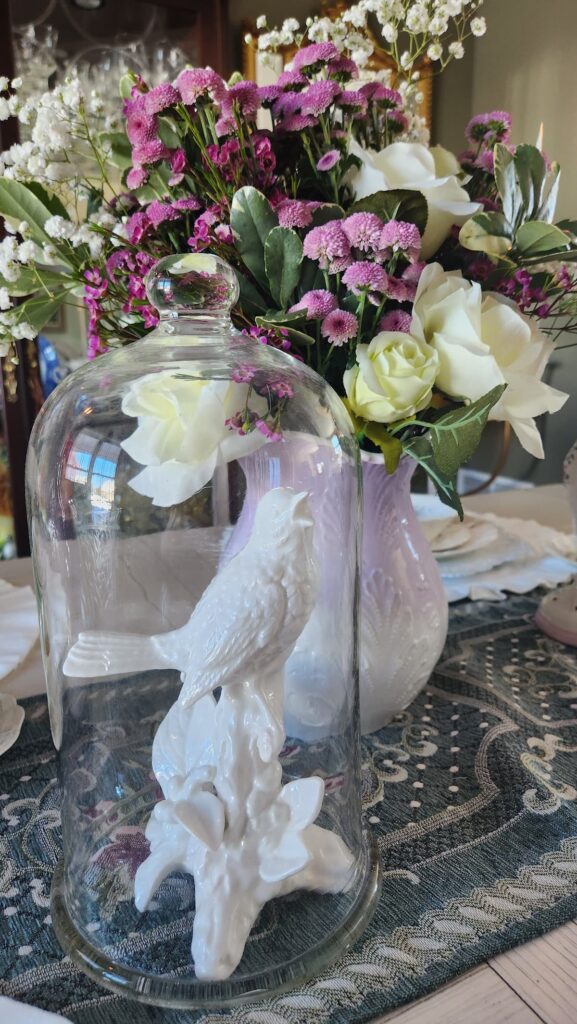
[[26, 254, 379, 1008]]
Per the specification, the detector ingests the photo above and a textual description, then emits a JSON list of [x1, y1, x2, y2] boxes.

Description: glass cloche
[[26, 254, 379, 1007]]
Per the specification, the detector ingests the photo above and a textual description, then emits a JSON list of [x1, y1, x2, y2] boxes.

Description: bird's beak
[[291, 491, 313, 526]]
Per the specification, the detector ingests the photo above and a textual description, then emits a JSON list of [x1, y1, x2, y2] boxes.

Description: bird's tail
[[63, 631, 176, 679]]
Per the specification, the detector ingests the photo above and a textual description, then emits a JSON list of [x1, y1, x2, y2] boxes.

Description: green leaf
[[459, 212, 512, 256], [264, 226, 303, 308], [514, 144, 547, 220], [537, 162, 561, 223], [0, 179, 59, 245], [427, 384, 507, 478], [298, 256, 325, 295], [403, 435, 463, 518], [256, 313, 316, 346], [515, 220, 571, 258], [494, 144, 522, 229], [348, 189, 428, 236], [100, 131, 133, 171], [236, 272, 268, 318], [231, 186, 278, 292], [13, 291, 67, 334], [119, 72, 137, 100], [309, 204, 344, 227], [0, 266, 71, 297], [256, 310, 307, 327], [557, 218, 577, 236], [25, 183, 69, 220], [157, 117, 180, 149], [364, 423, 403, 474]]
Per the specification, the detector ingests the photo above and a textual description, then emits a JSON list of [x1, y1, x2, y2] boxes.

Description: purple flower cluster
[[495, 267, 551, 316], [465, 110, 512, 147], [84, 268, 109, 360], [126, 195, 202, 245], [302, 214, 423, 277], [461, 110, 513, 174]]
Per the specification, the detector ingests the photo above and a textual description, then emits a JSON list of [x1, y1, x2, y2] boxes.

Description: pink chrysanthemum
[[126, 211, 150, 244], [289, 289, 338, 319], [258, 84, 282, 104], [475, 149, 495, 173], [222, 81, 260, 118], [465, 110, 512, 146], [385, 261, 425, 302], [359, 83, 402, 107], [342, 212, 384, 253], [278, 113, 318, 132], [300, 81, 341, 116], [276, 69, 308, 89], [342, 261, 388, 296], [172, 197, 202, 212], [379, 309, 412, 333], [320, 309, 358, 347], [328, 56, 358, 79], [378, 220, 422, 263], [303, 221, 352, 273], [273, 92, 302, 117], [292, 43, 340, 72], [126, 101, 157, 147], [144, 83, 180, 115], [126, 166, 148, 189], [277, 199, 319, 229], [336, 90, 367, 111], [175, 68, 226, 104], [317, 150, 341, 172], [131, 140, 171, 165], [146, 201, 181, 228], [215, 115, 236, 137]]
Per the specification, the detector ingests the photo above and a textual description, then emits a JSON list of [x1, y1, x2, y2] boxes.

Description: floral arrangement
[[0, 1, 576, 513]]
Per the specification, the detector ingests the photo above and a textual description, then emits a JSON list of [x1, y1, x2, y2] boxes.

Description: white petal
[[127, 454, 218, 507]]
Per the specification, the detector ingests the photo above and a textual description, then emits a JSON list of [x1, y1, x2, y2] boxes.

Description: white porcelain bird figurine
[[64, 486, 356, 981], [63, 488, 318, 707]]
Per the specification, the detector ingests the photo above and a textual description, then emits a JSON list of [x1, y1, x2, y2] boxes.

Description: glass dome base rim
[[50, 841, 381, 1009]]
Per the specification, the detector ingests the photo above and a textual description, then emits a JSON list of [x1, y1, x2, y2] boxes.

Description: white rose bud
[[344, 332, 439, 425]]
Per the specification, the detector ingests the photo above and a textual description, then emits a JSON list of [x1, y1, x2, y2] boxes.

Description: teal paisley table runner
[[2, 592, 577, 1024]]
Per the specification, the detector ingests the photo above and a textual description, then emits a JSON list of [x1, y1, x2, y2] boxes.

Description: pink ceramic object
[[225, 443, 449, 735], [535, 440, 577, 647]]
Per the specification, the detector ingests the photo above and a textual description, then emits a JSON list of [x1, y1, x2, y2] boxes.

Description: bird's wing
[[63, 630, 181, 678], [179, 575, 288, 707]]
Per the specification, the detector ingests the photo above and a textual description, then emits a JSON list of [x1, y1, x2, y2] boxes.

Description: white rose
[[121, 369, 267, 507], [349, 139, 481, 259], [343, 331, 439, 424], [411, 263, 568, 458]]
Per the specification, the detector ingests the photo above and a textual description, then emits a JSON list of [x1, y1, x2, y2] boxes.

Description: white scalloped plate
[[0, 579, 39, 681], [435, 520, 500, 559], [444, 555, 577, 603]]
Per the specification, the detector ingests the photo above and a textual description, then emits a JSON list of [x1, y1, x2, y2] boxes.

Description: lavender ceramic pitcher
[[224, 441, 448, 735]]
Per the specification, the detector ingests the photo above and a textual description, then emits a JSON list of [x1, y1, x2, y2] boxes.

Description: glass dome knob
[[145, 253, 240, 318]]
